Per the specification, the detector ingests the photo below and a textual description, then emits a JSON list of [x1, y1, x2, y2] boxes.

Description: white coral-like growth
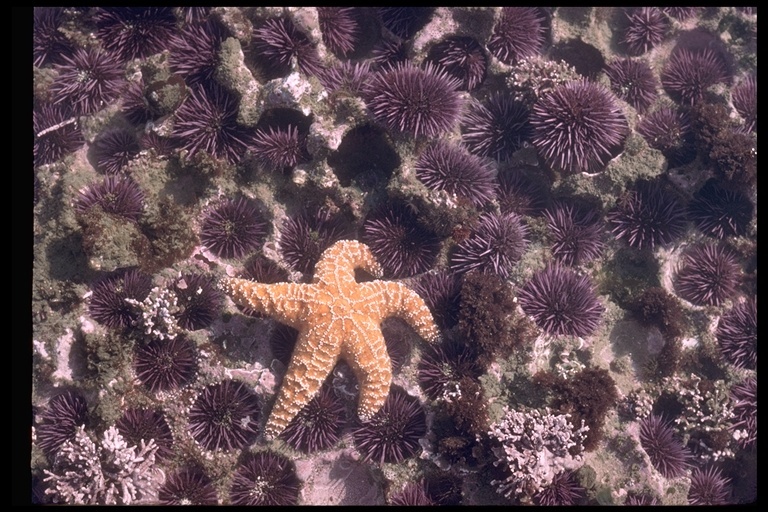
[[487, 406, 588, 502], [43, 425, 161, 505]]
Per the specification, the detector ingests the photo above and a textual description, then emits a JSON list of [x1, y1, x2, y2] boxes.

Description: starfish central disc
[[220, 239, 440, 439]]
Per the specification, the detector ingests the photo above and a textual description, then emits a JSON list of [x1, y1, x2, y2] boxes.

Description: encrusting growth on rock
[[220, 240, 440, 439]]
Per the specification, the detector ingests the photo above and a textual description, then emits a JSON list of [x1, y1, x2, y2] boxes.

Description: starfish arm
[[313, 239, 383, 286], [363, 281, 441, 343], [264, 325, 341, 439], [219, 277, 309, 327], [341, 323, 393, 421]]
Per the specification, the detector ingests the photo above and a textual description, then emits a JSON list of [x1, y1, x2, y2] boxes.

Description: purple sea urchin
[[370, 38, 408, 68], [317, 7, 360, 58], [661, 48, 729, 105], [604, 58, 658, 112], [450, 211, 528, 279], [418, 339, 482, 402], [487, 7, 548, 65], [50, 47, 126, 115], [279, 384, 346, 453], [622, 7, 668, 56], [93, 7, 177, 62], [91, 128, 141, 175], [115, 407, 174, 460], [229, 451, 301, 505], [134, 336, 198, 393], [158, 467, 218, 505], [251, 124, 308, 171], [530, 80, 628, 174], [199, 197, 268, 260], [188, 380, 261, 451], [35, 390, 88, 458], [33, 7, 75, 67], [411, 271, 462, 330], [89, 268, 152, 329], [638, 414, 691, 479], [688, 179, 753, 239], [173, 84, 253, 165], [378, 7, 433, 39], [362, 203, 441, 278], [688, 466, 732, 505], [390, 480, 435, 506], [173, 273, 224, 330], [497, 167, 548, 216], [75, 176, 145, 222], [426, 36, 488, 91], [730, 376, 756, 450], [169, 17, 230, 86], [461, 92, 531, 162], [518, 263, 604, 337], [279, 208, 351, 274], [33, 103, 84, 167], [674, 243, 741, 307], [363, 61, 463, 138], [252, 17, 323, 78], [731, 73, 756, 133], [544, 201, 604, 266], [636, 105, 695, 166], [534, 471, 586, 506], [352, 388, 427, 464], [317, 61, 370, 96], [716, 298, 756, 370], [607, 179, 687, 250], [662, 7, 700, 21], [414, 141, 497, 206]]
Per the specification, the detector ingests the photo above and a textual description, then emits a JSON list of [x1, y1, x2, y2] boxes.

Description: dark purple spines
[[688, 466, 732, 505], [33, 7, 75, 67], [607, 180, 687, 250], [414, 141, 497, 206], [115, 407, 174, 460], [33, 103, 84, 167], [530, 80, 628, 174], [279, 208, 351, 274], [636, 105, 695, 167], [279, 385, 346, 453], [93, 8, 177, 62], [199, 197, 268, 260], [544, 201, 604, 267], [731, 73, 756, 133], [688, 179, 753, 239], [518, 264, 604, 337], [534, 471, 586, 506], [487, 7, 548, 65], [390, 480, 435, 506], [661, 48, 729, 106], [173, 84, 252, 164], [188, 380, 261, 452], [411, 271, 462, 330], [173, 274, 225, 330], [497, 168, 548, 216], [89, 268, 153, 329], [370, 39, 408, 68], [378, 7, 433, 39], [352, 388, 427, 464], [418, 339, 482, 401], [251, 124, 307, 171], [450, 211, 528, 279], [362, 203, 441, 278], [661, 7, 700, 21], [730, 377, 756, 450], [638, 414, 691, 479], [674, 243, 741, 307], [426, 36, 488, 91], [92, 128, 141, 175], [75, 176, 144, 222], [169, 18, 229, 87], [364, 61, 463, 138], [622, 7, 668, 56], [134, 336, 199, 393], [317, 7, 360, 58], [461, 92, 531, 162], [35, 390, 88, 457], [229, 451, 300, 505], [317, 61, 370, 96], [159, 467, 218, 505], [716, 298, 756, 370], [604, 58, 659, 112], [252, 17, 323, 78], [50, 47, 126, 116]]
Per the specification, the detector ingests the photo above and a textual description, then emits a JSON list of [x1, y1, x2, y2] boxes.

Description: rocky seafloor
[[31, 7, 756, 505]]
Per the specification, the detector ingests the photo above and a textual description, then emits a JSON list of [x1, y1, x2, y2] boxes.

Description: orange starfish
[[220, 239, 440, 439]]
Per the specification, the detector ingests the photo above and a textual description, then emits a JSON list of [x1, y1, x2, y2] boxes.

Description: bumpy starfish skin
[[220, 240, 440, 439]]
